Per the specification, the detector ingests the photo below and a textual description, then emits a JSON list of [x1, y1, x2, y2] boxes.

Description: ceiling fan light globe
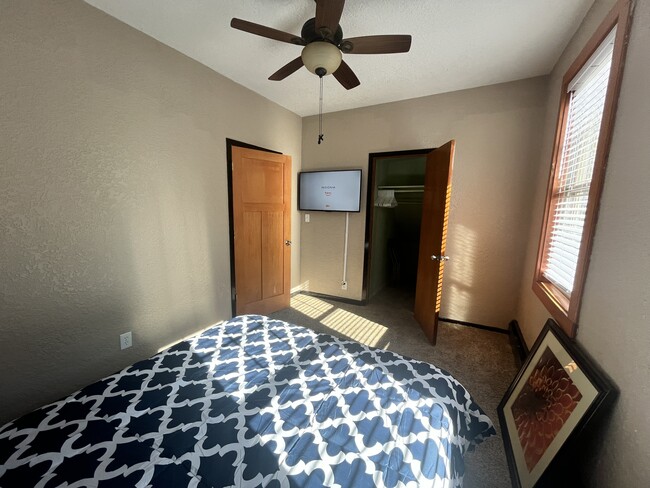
[[301, 41, 342, 76]]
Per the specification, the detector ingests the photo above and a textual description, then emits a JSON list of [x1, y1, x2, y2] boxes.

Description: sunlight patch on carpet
[[320, 308, 387, 347]]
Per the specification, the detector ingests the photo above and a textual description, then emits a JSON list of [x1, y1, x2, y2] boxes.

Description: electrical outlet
[[341, 281, 348, 290], [120, 331, 132, 350], [305, 213, 310, 223]]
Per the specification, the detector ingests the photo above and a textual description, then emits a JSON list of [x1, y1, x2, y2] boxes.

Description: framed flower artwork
[[498, 319, 616, 487]]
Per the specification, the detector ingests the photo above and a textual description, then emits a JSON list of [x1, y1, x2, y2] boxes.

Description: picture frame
[[498, 319, 617, 487]]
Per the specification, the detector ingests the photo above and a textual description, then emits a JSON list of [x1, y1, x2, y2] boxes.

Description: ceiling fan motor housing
[[300, 18, 344, 76], [301, 17, 343, 44]]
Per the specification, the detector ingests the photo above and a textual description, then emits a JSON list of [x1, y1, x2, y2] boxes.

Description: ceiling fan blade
[[231, 18, 305, 46], [333, 61, 360, 90], [269, 57, 304, 81], [340, 35, 412, 54], [315, 0, 346, 36]]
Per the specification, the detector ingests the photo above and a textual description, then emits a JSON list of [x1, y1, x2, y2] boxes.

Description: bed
[[0, 315, 495, 487]]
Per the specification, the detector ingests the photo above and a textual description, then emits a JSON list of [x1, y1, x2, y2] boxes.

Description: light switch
[[305, 213, 310, 223]]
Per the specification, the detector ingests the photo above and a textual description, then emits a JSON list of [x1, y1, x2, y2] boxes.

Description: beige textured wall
[[515, 0, 650, 485], [300, 78, 547, 328], [0, 0, 302, 424]]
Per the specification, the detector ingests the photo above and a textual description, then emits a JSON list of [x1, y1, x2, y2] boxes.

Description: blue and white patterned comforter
[[0, 315, 495, 487]]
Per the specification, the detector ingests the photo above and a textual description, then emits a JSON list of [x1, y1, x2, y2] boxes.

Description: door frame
[[226, 138, 282, 316], [361, 148, 434, 302]]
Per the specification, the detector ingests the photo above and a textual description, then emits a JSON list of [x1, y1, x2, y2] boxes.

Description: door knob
[[431, 255, 449, 262], [285, 240, 292, 246]]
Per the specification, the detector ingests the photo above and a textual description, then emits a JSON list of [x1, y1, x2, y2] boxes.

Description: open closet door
[[413, 140, 455, 344]]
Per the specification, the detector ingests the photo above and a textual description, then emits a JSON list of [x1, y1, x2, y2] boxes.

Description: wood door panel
[[238, 211, 262, 305], [262, 211, 284, 299], [241, 160, 284, 204], [414, 141, 455, 344]]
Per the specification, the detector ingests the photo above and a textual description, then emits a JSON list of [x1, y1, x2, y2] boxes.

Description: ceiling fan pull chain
[[318, 75, 324, 144]]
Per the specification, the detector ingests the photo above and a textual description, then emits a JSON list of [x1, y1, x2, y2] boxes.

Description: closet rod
[[377, 185, 424, 193]]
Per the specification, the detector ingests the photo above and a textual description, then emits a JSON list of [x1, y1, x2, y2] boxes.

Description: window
[[533, 0, 632, 337]]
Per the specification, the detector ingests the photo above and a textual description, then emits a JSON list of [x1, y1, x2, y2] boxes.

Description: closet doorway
[[362, 143, 455, 344]]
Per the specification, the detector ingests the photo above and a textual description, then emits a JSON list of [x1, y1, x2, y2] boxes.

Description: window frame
[[533, 0, 633, 338]]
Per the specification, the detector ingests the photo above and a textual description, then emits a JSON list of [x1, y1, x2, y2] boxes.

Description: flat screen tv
[[298, 169, 362, 212]]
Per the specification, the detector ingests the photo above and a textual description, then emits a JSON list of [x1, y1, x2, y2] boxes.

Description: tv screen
[[298, 169, 362, 212]]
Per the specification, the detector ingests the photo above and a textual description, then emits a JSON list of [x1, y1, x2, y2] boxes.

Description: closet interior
[[368, 155, 427, 301]]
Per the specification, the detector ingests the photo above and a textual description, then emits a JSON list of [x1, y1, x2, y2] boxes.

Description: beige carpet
[[269, 287, 519, 488]]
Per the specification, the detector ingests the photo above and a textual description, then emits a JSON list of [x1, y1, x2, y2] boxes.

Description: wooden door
[[232, 146, 291, 315], [413, 141, 455, 344]]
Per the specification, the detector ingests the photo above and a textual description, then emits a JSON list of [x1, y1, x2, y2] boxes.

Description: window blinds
[[542, 28, 616, 295]]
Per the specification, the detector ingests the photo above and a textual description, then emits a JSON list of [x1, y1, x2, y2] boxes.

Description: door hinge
[[431, 255, 450, 262]]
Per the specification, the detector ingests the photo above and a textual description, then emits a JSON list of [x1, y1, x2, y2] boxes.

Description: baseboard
[[508, 319, 529, 365], [296, 290, 365, 306], [290, 284, 307, 295], [439, 317, 508, 334]]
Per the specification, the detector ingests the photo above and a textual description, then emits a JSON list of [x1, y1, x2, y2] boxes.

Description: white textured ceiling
[[84, 0, 593, 117]]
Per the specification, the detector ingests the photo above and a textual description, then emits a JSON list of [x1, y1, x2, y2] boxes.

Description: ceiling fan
[[230, 0, 412, 90]]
